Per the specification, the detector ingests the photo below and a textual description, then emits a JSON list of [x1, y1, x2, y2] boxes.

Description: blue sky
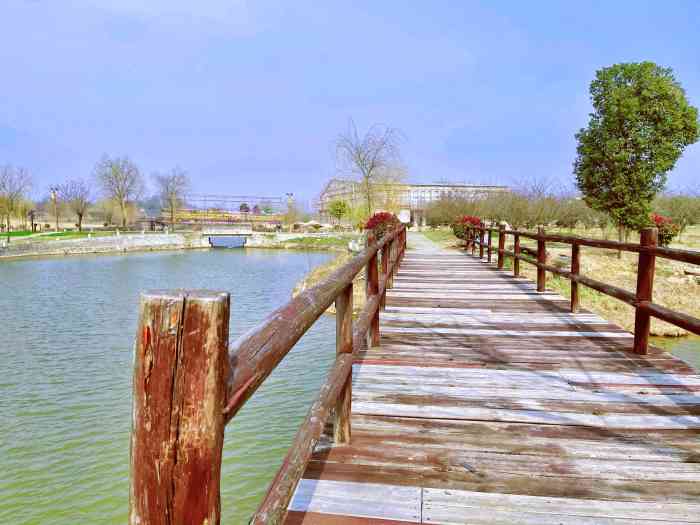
[[2, 1, 699, 205]]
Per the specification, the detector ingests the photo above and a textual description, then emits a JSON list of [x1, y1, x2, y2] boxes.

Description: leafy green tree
[[574, 62, 699, 247], [654, 194, 700, 241], [327, 199, 350, 223]]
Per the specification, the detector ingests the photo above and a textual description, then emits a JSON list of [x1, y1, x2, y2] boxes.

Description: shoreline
[[0, 232, 359, 262]]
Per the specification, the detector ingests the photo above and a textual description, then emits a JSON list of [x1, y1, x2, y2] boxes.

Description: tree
[[153, 167, 189, 229], [327, 199, 350, 223], [94, 155, 145, 228], [252, 204, 261, 215], [336, 119, 403, 215], [654, 194, 700, 241], [0, 165, 32, 242], [574, 62, 699, 251], [239, 202, 250, 213], [59, 179, 91, 231]]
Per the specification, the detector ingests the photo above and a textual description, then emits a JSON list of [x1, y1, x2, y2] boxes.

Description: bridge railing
[[128, 225, 407, 525], [465, 223, 700, 354]]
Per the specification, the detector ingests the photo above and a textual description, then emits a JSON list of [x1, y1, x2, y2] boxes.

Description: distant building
[[317, 179, 509, 225]]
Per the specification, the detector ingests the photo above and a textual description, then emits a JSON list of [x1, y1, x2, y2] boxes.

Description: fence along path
[[286, 233, 700, 524]]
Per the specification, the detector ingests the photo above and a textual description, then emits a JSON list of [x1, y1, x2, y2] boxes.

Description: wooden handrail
[[467, 223, 700, 352], [128, 224, 407, 525]]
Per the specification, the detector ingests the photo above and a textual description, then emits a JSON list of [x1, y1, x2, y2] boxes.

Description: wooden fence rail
[[129, 225, 406, 525], [467, 223, 700, 354]]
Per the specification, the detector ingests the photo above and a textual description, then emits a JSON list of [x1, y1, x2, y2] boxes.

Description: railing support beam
[[537, 226, 546, 292], [633, 228, 658, 354], [571, 242, 580, 313], [130, 290, 230, 525], [513, 233, 521, 277], [366, 233, 380, 348], [334, 283, 353, 444], [497, 224, 506, 269]]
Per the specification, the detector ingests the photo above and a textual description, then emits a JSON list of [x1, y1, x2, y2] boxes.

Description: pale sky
[[2, 0, 699, 204]]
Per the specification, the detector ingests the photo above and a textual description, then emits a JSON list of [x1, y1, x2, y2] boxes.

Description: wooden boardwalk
[[286, 235, 700, 524]]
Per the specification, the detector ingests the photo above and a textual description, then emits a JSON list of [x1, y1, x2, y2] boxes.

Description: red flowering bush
[[451, 215, 482, 240], [650, 213, 680, 246], [365, 211, 399, 239]]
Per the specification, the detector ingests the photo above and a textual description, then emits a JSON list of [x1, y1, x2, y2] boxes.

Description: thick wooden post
[[537, 226, 546, 292], [513, 233, 520, 277], [497, 224, 506, 269], [571, 242, 580, 313], [387, 235, 395, 289], [487, 229, 493, 263], [633, 228, 658, 354], [479, 226, 484, 259], [334, 283, 353, 443], [366, 233, 380, 347], [130, 290, 230, 525], [380, 241, 390, 310]]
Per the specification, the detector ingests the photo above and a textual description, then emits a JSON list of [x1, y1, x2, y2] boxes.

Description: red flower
[[365, 212, 398, 230], [457, 215, 482, 226]]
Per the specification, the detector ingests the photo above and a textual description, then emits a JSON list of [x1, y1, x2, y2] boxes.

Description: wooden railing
[[465, 223, 700, 354], [128, 225, 407, 525]]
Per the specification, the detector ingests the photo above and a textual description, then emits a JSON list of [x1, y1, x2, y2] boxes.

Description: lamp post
[[49, 186, 59, 232]]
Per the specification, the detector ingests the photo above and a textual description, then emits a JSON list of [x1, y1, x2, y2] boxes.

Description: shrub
[[650, 213, 680, 246], [365, 211, 399, 239], [451, 215, 481, 240]]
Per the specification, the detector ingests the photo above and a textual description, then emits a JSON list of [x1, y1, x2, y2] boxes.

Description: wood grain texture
[[129, 290, 230, 525], [285, 239, 699, 523]]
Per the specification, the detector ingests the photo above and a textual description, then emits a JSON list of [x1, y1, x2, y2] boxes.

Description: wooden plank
[[423, 488, 700, 524], [287, 479, 421, 523]]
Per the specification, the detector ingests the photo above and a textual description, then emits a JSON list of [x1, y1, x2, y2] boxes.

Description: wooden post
[[571, 242, 580, 313], [334, 283, 353, 443], [479, 226, 484, 259], [380, 241, 390, 310], [366, 232, 380, 347], [513, 233, 520, 277], [497, 224, 505, 269], [130, 290, 230, 525], [537, 226, 546, 292], [487, 229, 493, 263], [471, 227, 476, 255], [633, 228, 658, 354], [387, 235, 395, 289]]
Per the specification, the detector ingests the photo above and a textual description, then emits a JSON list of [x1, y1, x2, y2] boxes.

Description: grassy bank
[[292, 252, 367, 314], [425, 227, 700, 337]]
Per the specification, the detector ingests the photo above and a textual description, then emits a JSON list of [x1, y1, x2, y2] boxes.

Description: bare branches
[[153, 167, 190, 228], [336, 119, 404, 215], [0, 165, 33, 240], [94, 155, 144, 228], [58, 179, 91, 231]]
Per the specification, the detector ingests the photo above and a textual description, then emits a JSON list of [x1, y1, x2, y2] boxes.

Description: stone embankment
[[0, 233, 210, 260]]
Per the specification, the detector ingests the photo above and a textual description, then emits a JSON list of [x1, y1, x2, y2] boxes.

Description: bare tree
[[0, 165, 33, 242], [336, 119, 404, 215], [94, 155, 144, 228], [59, 179, 92, 231], [153, 167, 189, 230]]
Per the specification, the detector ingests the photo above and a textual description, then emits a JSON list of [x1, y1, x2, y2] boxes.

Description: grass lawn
[[2, 230, 33, 238], [286, 235, 358, 248]]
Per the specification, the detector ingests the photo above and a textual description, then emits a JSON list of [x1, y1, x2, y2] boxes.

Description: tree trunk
[[77, 214, 83, 232], [617, 223, 624, 259], [121, 200, 128, 229], [6, 216, 11, 243]]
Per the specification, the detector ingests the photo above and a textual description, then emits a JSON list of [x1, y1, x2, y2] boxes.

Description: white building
[[317, 179, 509, 226]]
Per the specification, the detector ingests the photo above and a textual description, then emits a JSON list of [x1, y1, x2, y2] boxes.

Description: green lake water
[[0, 249, 336, 524]]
